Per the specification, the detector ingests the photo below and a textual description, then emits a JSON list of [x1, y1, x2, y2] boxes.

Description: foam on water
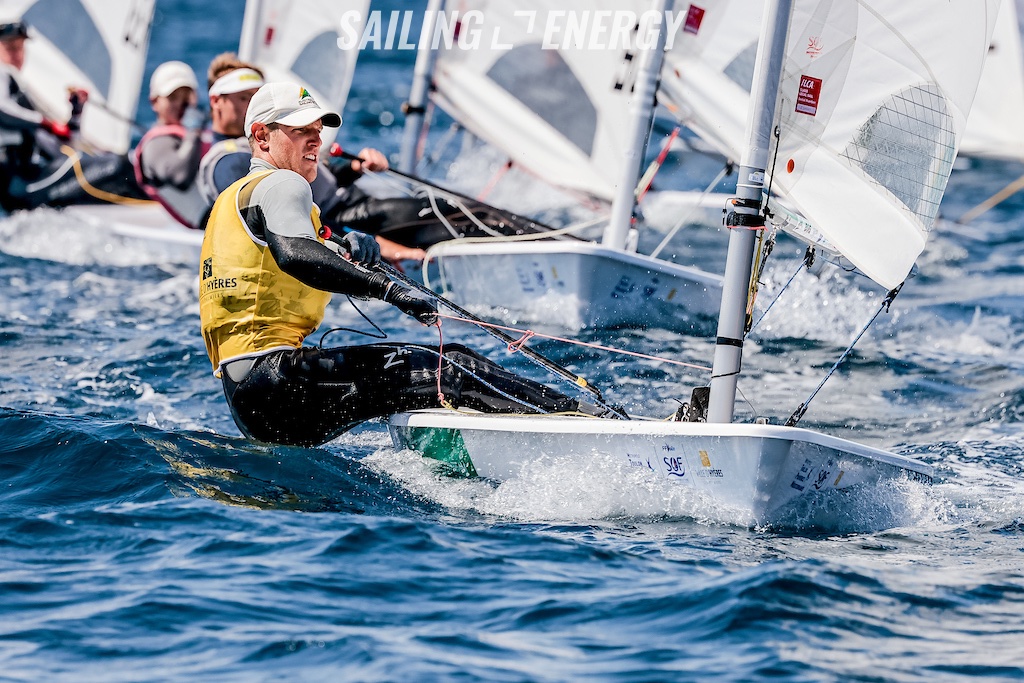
[[363, 444, 938, 535], [0, 209, 199, 267]]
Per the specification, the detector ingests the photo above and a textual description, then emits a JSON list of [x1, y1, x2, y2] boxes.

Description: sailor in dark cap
[[0, 18, 144, 212], [0, 18, 87, 210]]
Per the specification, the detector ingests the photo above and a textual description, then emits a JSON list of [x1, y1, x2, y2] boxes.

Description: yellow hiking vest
[[199, 170, 331, 374]]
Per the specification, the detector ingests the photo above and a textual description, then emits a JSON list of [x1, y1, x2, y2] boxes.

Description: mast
[[399, 0, 445, 174], [706, 0, 792, 423], [600, 0, 669, 251]]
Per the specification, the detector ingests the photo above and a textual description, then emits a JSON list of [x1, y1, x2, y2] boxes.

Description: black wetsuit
[[222, 343, 580, 446], [203, 160, 584, 447]]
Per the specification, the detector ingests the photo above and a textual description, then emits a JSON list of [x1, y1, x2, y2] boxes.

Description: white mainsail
[[238, 0, 368, 146], [959, 0, 1024, 161], [772, 1, 997, 289], [6, 0, 154, 154], [428, 0, 651, 203]]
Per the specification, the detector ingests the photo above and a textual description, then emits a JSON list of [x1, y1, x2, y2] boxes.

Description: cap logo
[[299, 87, 314, 105]]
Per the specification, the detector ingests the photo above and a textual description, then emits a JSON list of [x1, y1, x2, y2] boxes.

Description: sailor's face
[[0, 36, 26, 70], [267, 121, 323, 183], [211, 88, 258, 137]]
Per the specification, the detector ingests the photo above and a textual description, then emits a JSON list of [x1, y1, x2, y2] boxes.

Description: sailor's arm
[[327, 146, 388, 187], [0, 71, 42, 130], [257, 172, 435, 322], [139, 131, 202, 188]]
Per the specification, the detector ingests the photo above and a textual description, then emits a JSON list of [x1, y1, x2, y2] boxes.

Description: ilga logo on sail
[[201, 259, 237, 293]]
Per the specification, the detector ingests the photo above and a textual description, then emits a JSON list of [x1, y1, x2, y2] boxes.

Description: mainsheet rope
[[60, 145, 151, 205], [434, 313, 711, 373]]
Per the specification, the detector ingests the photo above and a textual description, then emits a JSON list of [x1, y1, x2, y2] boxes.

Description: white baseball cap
[[150, 61, 198, 99], [209, 68, 265, 96], [244, 82, 341, 135]]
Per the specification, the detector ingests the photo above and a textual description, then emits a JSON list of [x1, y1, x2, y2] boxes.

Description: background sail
[[238, 0, 368, 147], [959, 0, 1024, 161], [658, 1, 761, 164], [429, 0, 652, 203], [6, 0, 154, 154], [771, 0, 998, 290]]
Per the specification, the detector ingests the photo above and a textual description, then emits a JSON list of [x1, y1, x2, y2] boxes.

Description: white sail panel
[[430, 0, 652, 202], [238, 0, 368, 146], [772, 0, 998, 289], [8, 0, 153, 154], [959, 0, 1024, 161], [659, 1, 762, 163]]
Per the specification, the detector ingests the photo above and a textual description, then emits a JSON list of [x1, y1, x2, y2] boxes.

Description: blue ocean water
[[2, 1, 1024, 680]]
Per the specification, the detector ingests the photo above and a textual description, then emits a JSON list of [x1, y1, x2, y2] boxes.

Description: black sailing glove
[[384, 284, 438, 325], [341, 231, 381, 266]]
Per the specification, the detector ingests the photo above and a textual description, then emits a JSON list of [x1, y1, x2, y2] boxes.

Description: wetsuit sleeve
[[0, 71, 43, 130], [139, 131, 202, 188], [328, 161, 362, 188], [253, 171, 391, 299]]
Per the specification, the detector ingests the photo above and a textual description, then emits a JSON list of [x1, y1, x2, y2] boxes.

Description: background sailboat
[[400, 0, 725, 333], [2, 0, 371, 254], [388, 0, 998, 528], [10, 0, 153, 155], [658, 0, 761, 168], [0, 0, 178, 248], [959, 0, 1024, 162]]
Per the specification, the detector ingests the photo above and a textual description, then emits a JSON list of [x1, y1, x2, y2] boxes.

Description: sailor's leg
[[222, 344, 455, 446]]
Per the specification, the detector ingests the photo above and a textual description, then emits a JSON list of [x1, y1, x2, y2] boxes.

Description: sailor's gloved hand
[[384, 285, 438, 325], [181, 106, 207, 132], [41, 118, 71, 141], [67, 88, 88, 116], [342, 231, 381, 266]]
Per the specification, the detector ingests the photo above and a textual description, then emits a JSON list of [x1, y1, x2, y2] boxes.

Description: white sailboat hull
[[62, 203, 203, 252], [426, 240, 724, 332], [388, 410, 933, 527]]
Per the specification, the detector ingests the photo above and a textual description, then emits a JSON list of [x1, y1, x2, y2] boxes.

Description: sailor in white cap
[[132, 60, 209, 228], [198, 81, 592, 446], [195, 53, 266, 205]]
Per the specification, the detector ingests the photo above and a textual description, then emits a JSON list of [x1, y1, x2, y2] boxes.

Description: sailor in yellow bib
[[200, 82, 588, 446]]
